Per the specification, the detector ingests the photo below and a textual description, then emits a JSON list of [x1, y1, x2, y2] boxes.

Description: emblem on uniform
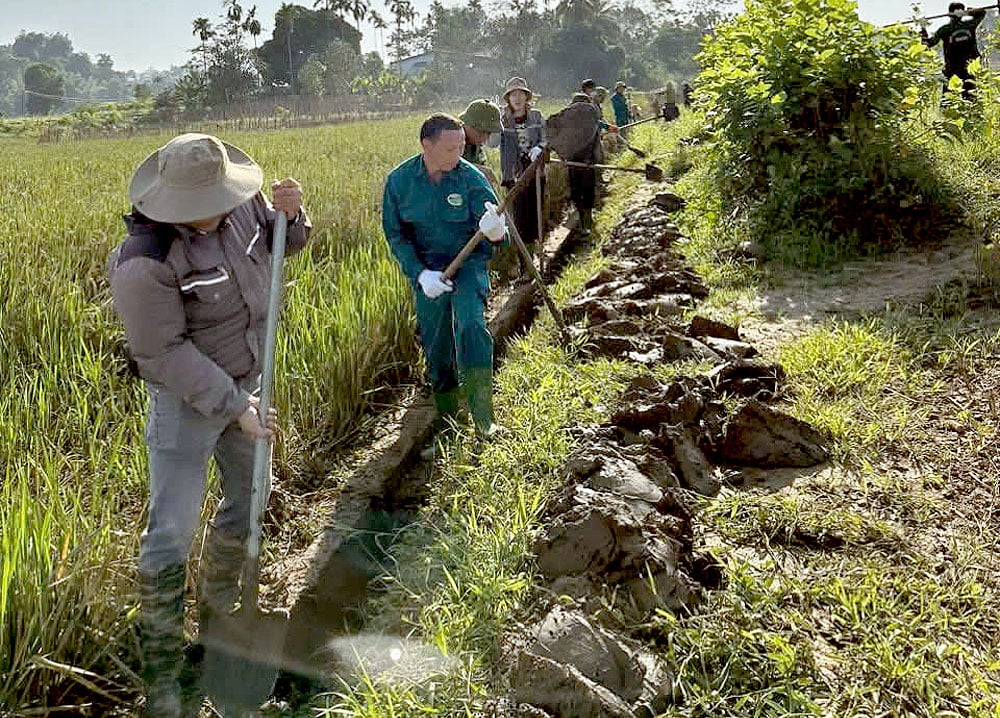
[[446, 193, 464, 207]]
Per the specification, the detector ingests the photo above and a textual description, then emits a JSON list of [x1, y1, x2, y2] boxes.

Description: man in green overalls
[[382, 113, 507, 451]]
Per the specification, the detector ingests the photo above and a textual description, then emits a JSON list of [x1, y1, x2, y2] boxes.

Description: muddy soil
[[496, 191, 832, 717]]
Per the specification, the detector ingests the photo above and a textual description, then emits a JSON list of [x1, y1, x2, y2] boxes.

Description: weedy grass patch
[[651, 251, 1000, 715]]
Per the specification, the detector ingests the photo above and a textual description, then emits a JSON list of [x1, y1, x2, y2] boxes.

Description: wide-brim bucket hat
[[129, 133, 263, 223], [502, 76, 534, 101]]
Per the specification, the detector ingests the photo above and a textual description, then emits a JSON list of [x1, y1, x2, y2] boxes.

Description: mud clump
[[507, 197, 830, 718], [513, 607, 673, 718]]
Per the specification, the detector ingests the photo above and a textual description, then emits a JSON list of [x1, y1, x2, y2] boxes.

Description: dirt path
[[740, 234, 989, 355]]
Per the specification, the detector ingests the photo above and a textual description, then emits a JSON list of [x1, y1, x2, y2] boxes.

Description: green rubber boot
[[579, 208, 593, 235], [433, 388, 461, 426], [139, 563, 186, 718], [421, 388, 463, 459], [464, 366, 498, 440]]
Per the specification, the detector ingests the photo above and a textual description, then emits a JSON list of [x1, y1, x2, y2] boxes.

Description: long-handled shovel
[[535, 164, 545, 276], [442, 153, 545, 280], [549, 158, 665, 182], [507, 210, 570, 344], [200, 212, 290, 714], [616, 135, 648, 159], [881, 3, 998, 28], [617, 115, 661, 132], [445, 155, 569, 342]]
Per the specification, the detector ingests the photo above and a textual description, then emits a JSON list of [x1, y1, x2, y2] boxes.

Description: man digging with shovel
[[382, 113, 508, 458], [108, 133, 309, 717]]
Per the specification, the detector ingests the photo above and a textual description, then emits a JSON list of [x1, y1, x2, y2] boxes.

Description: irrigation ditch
[[252, 177, 831, 716]]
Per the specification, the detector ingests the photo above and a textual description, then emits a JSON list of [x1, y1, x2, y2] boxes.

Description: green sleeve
[[381, 174, 425, 285]]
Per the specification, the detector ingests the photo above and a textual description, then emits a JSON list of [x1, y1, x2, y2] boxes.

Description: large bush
[[695, 0, 949, 264]]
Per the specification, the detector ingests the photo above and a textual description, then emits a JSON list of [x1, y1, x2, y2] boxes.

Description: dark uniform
[[924, 6, 986, 99]]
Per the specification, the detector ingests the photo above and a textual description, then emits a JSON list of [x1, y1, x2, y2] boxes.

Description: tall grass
[[0, 117, 426, 710]]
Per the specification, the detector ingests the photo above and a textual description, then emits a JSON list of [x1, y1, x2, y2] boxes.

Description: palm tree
[[243, 6, 262, 50], [346, 0, 369, 31], [555, 0, 616, 29], [369, 9, 388, 57], [387, 0, 415, 63], [192, 17, 215, 74], [276, 3, 299, 90]]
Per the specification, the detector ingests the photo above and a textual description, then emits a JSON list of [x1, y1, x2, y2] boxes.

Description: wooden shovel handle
[[442, 153, 546, 280]]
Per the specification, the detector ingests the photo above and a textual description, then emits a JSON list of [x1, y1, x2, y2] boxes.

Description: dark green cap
[[459, 99, 502, 134]]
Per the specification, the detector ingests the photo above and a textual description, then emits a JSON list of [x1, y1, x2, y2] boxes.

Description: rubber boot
[[421, 388, 462, 460], [579, 208, 593, 236], [139, 563, 186, 718], [198, 531, 245, 626], [464, 366, 499, 442]]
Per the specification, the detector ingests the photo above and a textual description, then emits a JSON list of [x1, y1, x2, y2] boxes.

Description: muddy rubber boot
[[421, 389, 462, 460], [579, 208, 593, 236], [139, 563, 186, 718], [464, 366, 502, 448], [198, 531, 245, 626]]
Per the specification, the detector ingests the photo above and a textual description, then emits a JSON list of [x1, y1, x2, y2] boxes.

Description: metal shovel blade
[[200, 605, 290, 712]]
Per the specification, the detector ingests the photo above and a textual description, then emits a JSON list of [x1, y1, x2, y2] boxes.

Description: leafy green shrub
[[695, 0, 950, 265]]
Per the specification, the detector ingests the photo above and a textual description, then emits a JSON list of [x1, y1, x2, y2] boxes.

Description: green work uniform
[[382, 154, 501, 419]]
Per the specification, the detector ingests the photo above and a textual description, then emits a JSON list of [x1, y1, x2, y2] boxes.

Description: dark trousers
[[512, 175, 545, 245], [943, 67, 976, 101], [568, 166, 596, 211]]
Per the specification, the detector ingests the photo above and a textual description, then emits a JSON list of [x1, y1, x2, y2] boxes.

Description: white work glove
[[417, 269, 454, 299], [529, 145, 543, 162], [479, 201, 506, 244]]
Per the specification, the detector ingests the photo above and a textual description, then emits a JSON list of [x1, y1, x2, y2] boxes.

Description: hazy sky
[[0, 0, 947, 73]]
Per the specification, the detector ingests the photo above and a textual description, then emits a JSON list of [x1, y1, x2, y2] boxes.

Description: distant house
[[390, 52, 435, 78], [390, 50, 502, 80]]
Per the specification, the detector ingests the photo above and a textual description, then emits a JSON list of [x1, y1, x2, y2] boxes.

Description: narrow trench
[[271, 200, 591, 702]]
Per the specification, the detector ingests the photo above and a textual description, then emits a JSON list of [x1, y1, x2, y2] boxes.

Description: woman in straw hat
[[107, 132, 309, 717], [498, 76, 547, 275]]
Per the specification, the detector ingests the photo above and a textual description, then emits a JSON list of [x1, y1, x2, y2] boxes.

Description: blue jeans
[[139, 379, 266, 574]]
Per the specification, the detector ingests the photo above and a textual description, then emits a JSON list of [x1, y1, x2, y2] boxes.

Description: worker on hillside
[[655, 82, 680, 121], [108, 133, 309, 717], [459, 98, 503, 186], [382, 113, 508, 456], [922, 2, 987, 100]]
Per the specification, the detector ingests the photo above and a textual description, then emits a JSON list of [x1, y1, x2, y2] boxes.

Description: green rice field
[[0, 117, 429, 709]]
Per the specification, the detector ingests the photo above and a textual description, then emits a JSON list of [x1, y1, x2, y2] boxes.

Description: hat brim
[[459, 112, 503, 134], [129, 141, 263, 224], [503, 87, 533, 101]]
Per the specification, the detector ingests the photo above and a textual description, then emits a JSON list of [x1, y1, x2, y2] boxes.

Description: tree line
[[4, 0, 735, 119]]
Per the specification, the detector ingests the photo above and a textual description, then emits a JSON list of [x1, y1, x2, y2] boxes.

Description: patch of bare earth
[[740, 234, 988, 354], [738, 233, 1000, 558]]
